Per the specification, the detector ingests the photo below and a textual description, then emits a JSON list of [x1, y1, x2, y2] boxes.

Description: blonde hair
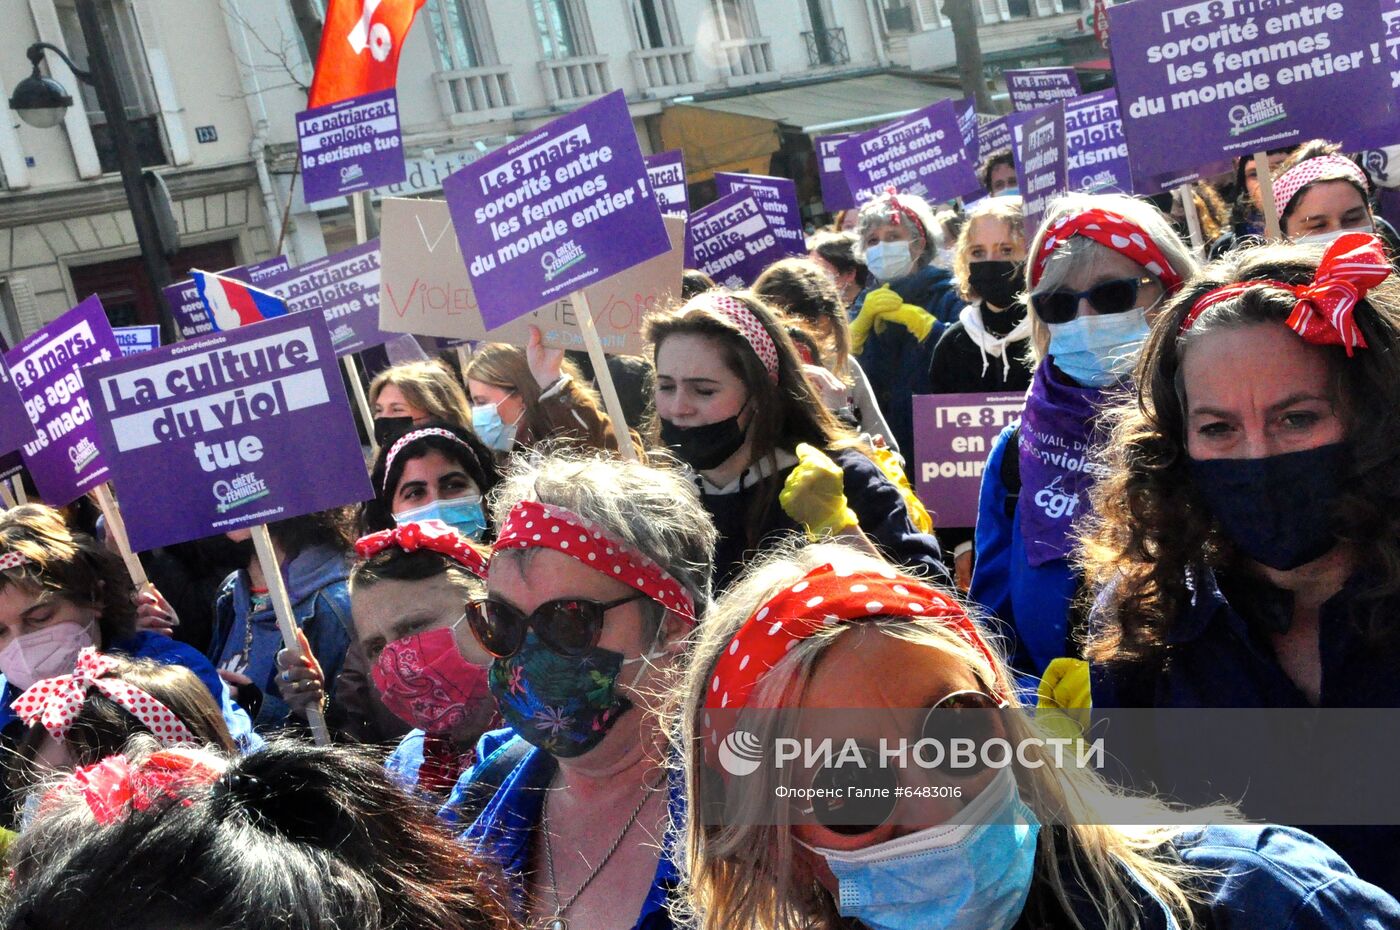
[[671, 541, 1221, 930], [953, 196, 1027, 302], [369, 360, 473, 429], [1025, 193, 1200, 363], [463, 344, 616, 450]]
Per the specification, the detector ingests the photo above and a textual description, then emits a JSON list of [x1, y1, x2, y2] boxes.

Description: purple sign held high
[[714, 173, 806, 256], [841, 100, 979, 206], [86, 313, 373, 552], [1065, 90, 1132, 195], [1006, 68, 1082, 112], [225, 255, 292, 286], [913, 392, 1025, 529], [5, 296, 119, 505], [644, 150, 689, 218], [443, 90, 670, 330], [978, 115, 1012, 159], [0, 354, 34, 457], [1012, 104, 1068, 242], [261, 240, 388, 357], [686, 192, 787, 288], [297, 88, 406, 204], [1108, 0, 1394, 184], [814, 132, 857, 211]]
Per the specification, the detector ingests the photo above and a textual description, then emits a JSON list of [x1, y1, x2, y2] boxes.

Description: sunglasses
[[464, 593, 646, 658], [1031, 275, 1155, 325]]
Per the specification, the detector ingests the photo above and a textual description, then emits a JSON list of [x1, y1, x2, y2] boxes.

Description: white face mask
[[0, 620, 97, 691], [865, 240, 916, 282], [1293, 225, 1374, 247]]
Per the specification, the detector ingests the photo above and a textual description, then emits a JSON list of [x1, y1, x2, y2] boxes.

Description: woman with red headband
[[969, 194, 1198, 685], [1081, 233, 1400, 897], [448, 451, 716, 930], [674, 542, 1399, 930]]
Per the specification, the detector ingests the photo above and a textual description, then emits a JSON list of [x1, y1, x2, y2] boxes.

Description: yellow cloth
[[1035, 657, 1091, 740], [780, 444, 859, 538]]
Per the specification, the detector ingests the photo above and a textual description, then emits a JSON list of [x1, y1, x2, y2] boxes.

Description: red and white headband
[[1272, 154, 1369, 221], [0, 551, 30, 571], [878, 187, 928, 243], [1180, 232, 1390, 356], [1030, 208, 1184, 294], [491, 499, 697, 624], [13, 648, 197, 746], [355, 519, 489, 579], [701, 563, 1003, 761], [701, 294, 780, 383], [382, 427, 477, 491]]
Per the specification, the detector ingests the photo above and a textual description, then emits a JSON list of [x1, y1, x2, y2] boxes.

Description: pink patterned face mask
[[370, 627, 491, 733]]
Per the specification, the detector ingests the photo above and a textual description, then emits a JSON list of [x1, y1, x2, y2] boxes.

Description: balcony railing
[[434, 64, 516, 124], [539, 55, 612, 107], [802, 27, 850, 67], [717, 37, 777, 85], [630, 45, 703, 97]]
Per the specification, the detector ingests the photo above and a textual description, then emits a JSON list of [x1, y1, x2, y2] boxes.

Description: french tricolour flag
[[192, 269, 289, 332]]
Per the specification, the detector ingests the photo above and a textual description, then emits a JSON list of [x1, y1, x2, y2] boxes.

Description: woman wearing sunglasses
[[450, 450, 716, 930], [968, 194, 1198, 683], [674, 542, 1400, 930], [1080, 234, 1400, 897]]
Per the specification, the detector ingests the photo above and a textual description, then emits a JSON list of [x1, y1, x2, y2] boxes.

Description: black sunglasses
[[464, 593, 646, 658], [1031, 275, 1155, 325]]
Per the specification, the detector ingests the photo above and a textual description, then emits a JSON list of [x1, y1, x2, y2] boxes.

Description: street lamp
[[7, 0, 178, 342]]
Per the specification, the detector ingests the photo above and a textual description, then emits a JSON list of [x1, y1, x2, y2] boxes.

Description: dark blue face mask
[[1188, 442, 1349, 571]]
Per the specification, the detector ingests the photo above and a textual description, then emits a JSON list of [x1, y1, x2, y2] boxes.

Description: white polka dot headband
[[12, 648, 197, 746], [382, 427, 477, 492], [702, 294, 780, 383], [1031, 208, 1183, 295], [491, 499, 697, 624], [701, 563, 1002, 766], [1272, 154, 1369, 222]]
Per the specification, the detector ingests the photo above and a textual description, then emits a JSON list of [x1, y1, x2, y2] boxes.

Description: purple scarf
[[1016, 363, 1108, 567]]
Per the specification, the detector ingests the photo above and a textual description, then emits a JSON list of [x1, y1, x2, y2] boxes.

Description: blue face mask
[[393, 496, 487, 540], [800, 768, 1040, 930], [471, 401, 517, 452], [1046, 308, 1150, 388]]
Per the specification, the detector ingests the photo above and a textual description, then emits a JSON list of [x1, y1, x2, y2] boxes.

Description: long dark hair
[[1079, 241, 1400, 665], [361, 420, 500, 533]]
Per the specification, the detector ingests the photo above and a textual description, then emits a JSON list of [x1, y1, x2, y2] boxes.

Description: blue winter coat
[[207, 545, 355, 733]]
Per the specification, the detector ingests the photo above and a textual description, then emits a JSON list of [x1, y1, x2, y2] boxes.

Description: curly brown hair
[[1078, 241, 1400, 665]]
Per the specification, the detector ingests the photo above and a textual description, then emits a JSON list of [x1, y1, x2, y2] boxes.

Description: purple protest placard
[[840, 100, 979, 206], [114, 325, 161, 357], [225, 255, 292, 286], [1065, 90, 1132, 195], [644, 150, 689, 218], [1012, 104, 1068, 240], [0, 354, 34, 457], [686, 192, 787, 288], [86, 313, 373, 552], [913, 392, 1025, 529], [297, 88, 406, 204], [1006, 68, 1082, 112], [5, 296, 119, 505], [714, 173, 806, 256], [261, 240, 388, 357], [1108, 0, 1394, 184], [443, 90, 670, 330], [814, 132, 857, 211], [978, 115, 1012, 158]]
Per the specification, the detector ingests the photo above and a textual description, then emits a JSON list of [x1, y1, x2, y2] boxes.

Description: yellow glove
[[780, 443, 858, 538], [1035, 657, 1091, 740], [850, 285, 897, 354], [866, 445, 933, 534]]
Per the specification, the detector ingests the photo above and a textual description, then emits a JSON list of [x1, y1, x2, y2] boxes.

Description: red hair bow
[[354, 519, 489, 579], [13, 648, 196, 746], [59, 750, 222, 826]]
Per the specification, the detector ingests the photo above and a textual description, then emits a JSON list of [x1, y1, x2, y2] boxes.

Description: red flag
[[307, 0, 426, 109], [1093, 0, 1111, 50]]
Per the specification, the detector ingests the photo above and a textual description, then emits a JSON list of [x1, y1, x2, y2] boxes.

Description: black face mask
[[373, 416, 416, 448], [1188, 442, 1349, 571], [660, 414, 748, 472], [968, 260, 1024, 311]]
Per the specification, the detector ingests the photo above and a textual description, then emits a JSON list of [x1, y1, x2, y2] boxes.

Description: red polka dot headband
[[491, 499, 697, 624], [382, 427, 477, 492], [1030, 208, 1184, 294], [0, 551, 30, 572], [13, 648, 196, 746], [1272, 154, 1369, 221], [701, 563, 1003, 759], [1179, 232, 1390, 356], [701, 294, 780, 383], [355, 519, 488, 579]]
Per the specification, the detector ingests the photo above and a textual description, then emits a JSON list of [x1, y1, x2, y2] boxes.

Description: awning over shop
[[659, 73, 962, 182]]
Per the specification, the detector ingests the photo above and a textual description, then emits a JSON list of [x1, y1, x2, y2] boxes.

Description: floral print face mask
[[488, 632, 636, 758]]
